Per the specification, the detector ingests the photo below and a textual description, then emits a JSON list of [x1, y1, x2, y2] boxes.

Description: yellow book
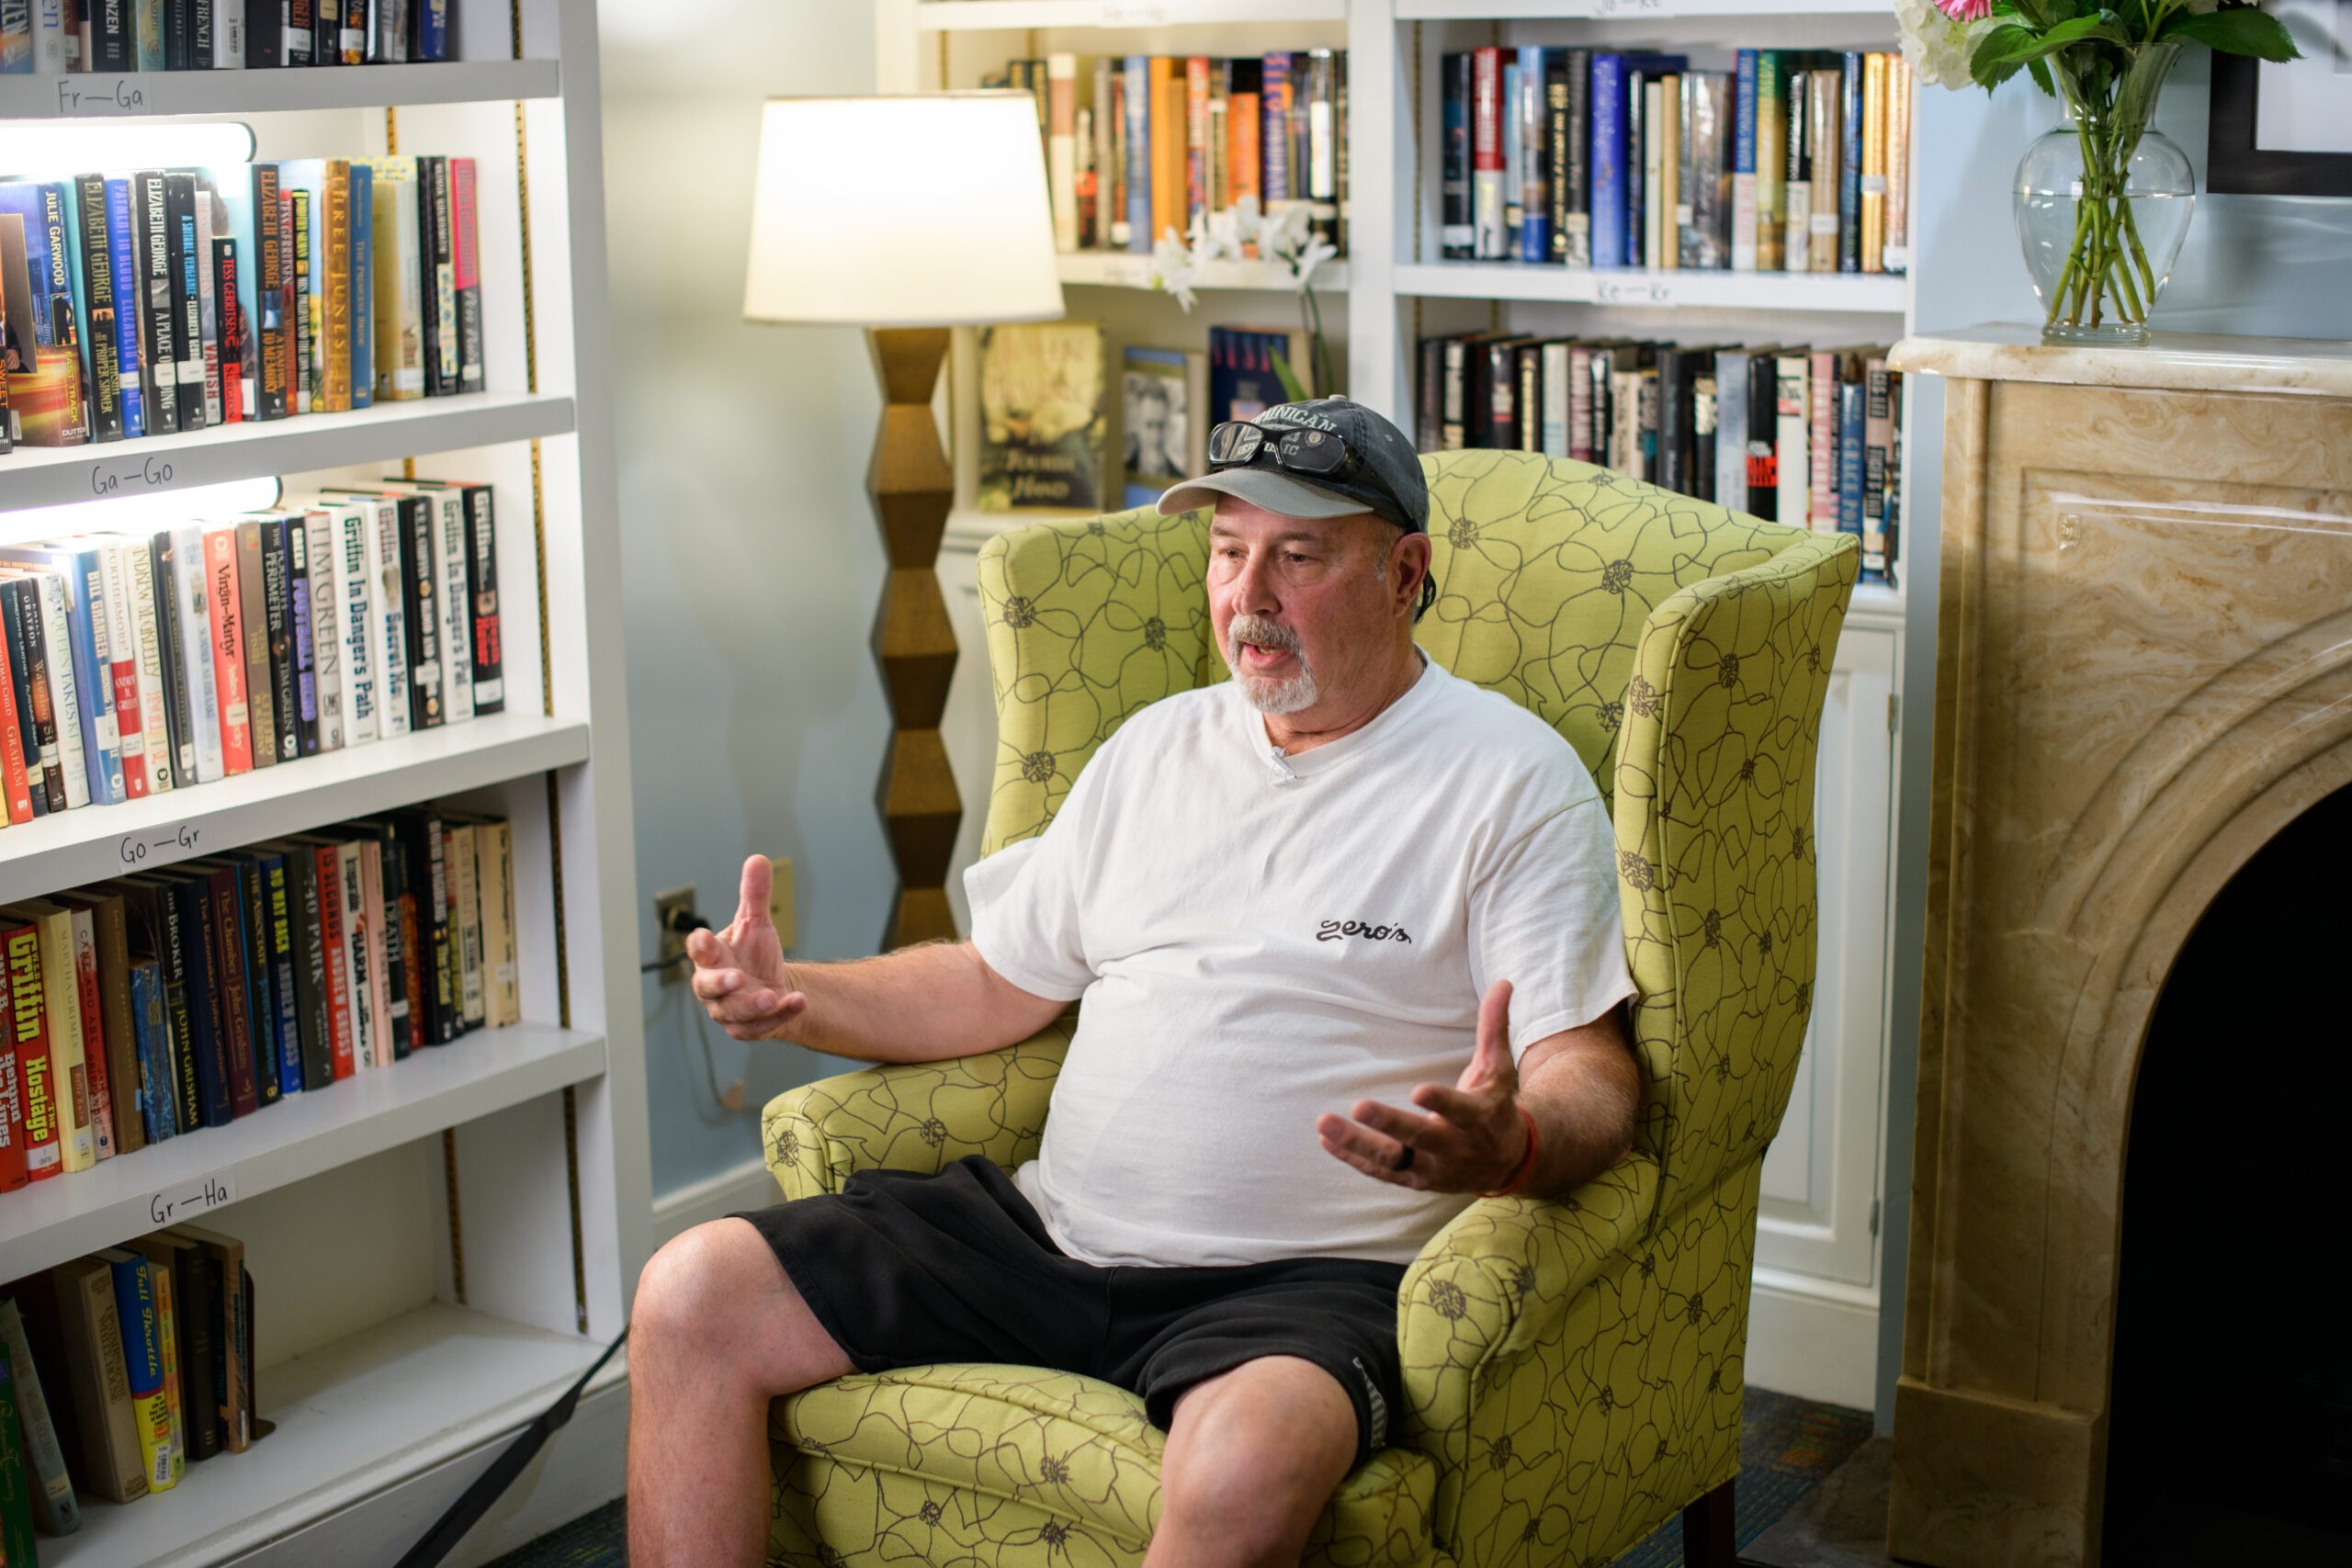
[[320, 160, 354, 412], [1860, 52, 1888, 274], [353, 157, 425, 400], [94, 1249, 175, 1493], [1659, 75, 1681, 271], [147, 1261, 187, 1486]]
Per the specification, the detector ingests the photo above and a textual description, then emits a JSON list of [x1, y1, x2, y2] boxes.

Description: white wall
[[597, 2, 887, 1201], [1872, 53, 2352, 1426]]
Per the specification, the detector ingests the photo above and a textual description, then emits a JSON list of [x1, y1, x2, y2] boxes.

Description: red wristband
[[1476, 1106, 1541, 1198]]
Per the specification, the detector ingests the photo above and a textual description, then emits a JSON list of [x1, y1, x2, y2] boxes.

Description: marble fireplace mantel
[[1883, 328, 2352, 1568]]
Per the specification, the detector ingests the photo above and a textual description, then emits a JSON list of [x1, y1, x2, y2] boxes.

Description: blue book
[[0, 543, 124, 804], [130, 959, 179, 1144], [1519, 47, 1549, 264], [98, 1250, 168, 1459], [105, 178, 147, 439], [0, 183, 68, 349], [349, 162, 374, 408], [417, 0, 450, 61], [1837, 379, 1867, 544], [1590, 55, 1627, 267], [1124, 56, 1151, 254], [254, 852, 302, 1099], [1262, 51, 1291, 203], [1734, 51, 1758, 268], [168, 874, 233, 1129], [1840, 53, 1864, 273]]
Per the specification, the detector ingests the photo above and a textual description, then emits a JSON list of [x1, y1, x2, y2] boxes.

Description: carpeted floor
[[487, 1387, 1872, 1568]]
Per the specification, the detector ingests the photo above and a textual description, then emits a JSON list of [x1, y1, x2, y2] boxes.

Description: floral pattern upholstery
[[760, 449, 1859, 1567]]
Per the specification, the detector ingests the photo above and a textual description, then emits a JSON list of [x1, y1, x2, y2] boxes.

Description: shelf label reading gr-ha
[[55, 77, 147, 115], [119, 822, 200, 867], [88, 454, 175, 497], [150, 1172, 236, 1227]]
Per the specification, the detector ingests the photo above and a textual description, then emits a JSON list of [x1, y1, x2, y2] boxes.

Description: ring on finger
[[1393, 1144, 1416, 1173]]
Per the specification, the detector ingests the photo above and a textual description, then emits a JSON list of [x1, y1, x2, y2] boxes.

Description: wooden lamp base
[[867, 326, 963, 951]]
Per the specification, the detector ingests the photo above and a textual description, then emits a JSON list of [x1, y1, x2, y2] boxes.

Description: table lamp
[[743, 94, 1064, 951]]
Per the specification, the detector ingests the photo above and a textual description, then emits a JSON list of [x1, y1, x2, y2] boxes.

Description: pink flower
[[1934, 0, 1992, 17]]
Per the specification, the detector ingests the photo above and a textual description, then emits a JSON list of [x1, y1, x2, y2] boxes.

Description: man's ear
[[1390, 530, 1433, 615]]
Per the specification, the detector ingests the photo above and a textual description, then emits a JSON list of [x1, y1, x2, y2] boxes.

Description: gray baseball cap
[[1157, 396, 1430, 534]]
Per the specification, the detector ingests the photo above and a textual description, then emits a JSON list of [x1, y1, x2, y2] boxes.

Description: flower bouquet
[[1148, 197, 1338, 400], [1897, 0, 2301, 341]]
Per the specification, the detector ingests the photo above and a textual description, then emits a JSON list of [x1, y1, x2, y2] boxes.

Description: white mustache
[[1228, 615, 1301, 657]]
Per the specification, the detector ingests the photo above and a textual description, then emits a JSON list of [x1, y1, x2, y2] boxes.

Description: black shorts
[[734, 1155, 1408, 1467]]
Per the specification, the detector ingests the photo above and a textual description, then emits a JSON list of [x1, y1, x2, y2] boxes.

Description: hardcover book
[[976, 321, 1106, 513]]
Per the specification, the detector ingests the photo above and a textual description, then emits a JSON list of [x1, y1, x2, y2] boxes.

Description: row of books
[[0, 805, 522, 1193], [1, 1224, 262, 1546], [1418, 333, 1901, 584], [972, 321, 1315, 516], [993, 51, 1347, 256], [1, 154, 487, 453], [0, 478, 505, 823], [1442, 47, 1913, 276], [0, 0, 454, 73]]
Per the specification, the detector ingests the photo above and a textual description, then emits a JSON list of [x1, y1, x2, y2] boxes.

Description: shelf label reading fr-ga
[[119, 822, 201, 867], [54, 78, 148, 114], [150, 1172, 237, 1227]]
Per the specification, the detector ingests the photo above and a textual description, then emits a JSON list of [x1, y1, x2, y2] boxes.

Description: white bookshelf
[[0, 6, 650, 1565], [885, 0, 1917, 1412]]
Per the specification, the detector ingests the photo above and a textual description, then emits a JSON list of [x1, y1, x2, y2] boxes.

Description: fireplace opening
[[2103, 782, 2352, 1565]]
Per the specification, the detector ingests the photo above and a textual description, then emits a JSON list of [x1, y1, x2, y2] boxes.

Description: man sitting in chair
[[630, 398, 1643, 1568]]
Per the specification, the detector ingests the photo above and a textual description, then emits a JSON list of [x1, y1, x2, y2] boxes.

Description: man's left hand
[[1317, 979, 1530, 1194]]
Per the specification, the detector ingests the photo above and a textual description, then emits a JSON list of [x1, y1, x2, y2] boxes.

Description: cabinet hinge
[[1886, 694, 1899, 734], [1869, 1198, 1883, 1238]]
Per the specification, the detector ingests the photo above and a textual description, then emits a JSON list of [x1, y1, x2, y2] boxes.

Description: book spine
[[29, 573, 91, 809], [11, 580, 69, 812], [143, 1258, 184, 1485], [135, 172, 182, 434], [285, 0, 310, 62], [250, 164, 288, 420], [1838, 55, 1862, 274], [1519, 45, 1549, 265], [133, 0, 161, 68], [170, 1247, 219, 1462], [348, 161, 373, 406], [1861, 51, 1888, 274], [1863, 357, 1894, 558], [1756, 52, 1786, 273], [1544, 56, 1569, 265], [1123, 56, 1150, 255], [98, 180, 145, 440], [0, 1300, 81, 1536], [4, 924, 59, 1179], [261, 519, 299, 762], [235, 521, 274, 769], [339, 506, 383, 742], [262, 859, 300, 1096], [1047, 53, 1079, 253], [130, 962, 176, 1142], [147, 534, 193, 788], [203, 528, 252, 774], [452, 829, 482, 1027], [0, 611, 23, 825], [98, 541, 150, 799], [233, 862, 283, 1103], [1813, 73, 1842, 274], [288, 185, 311, 414], [1693, 369, 1719, 502], [287, 518, 320, 755], [1810, 350, 1838, 529], [1745, 353, 1778, 522], [0, 950, 22, 1186], [73, 175, 125, 441], [165, 174, 205, 428], [338, 840, 374, 1066], [204, 871, 256, 1117], [1182, 56, 1208, 231], [314, 845, 355, 1077], [429, 491, 472, 722], [321, 163, 352, 411], [425, 817, 452, 1042], [1094, 57, 1119, 249], [306, 513, 346, 748], [1884, 56, 1912, 274], [1838, 378, 1868, 544], [1471, 47, 1503, 261], [152, 887, 202, 1134], [0, 587, 37, 820], [1590, 56, 1625, 269], [391, 498, 435, 729], [1687, 73, 1728, 271], [0, 1346, 41, 1565], [194, 185, 222, 424], [1870, 371, 1901, 584], [1775, 353, 1810, 529], [1501, 56, 1521, 257], [103, 1255, 175, 1492], [1438, 52, 1469, 258], [1732, 51, 1758, 271], [213, 235, 243, 423]]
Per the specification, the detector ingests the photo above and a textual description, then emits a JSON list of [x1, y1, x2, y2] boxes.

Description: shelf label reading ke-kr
[[150, 1173, 237, 1227]]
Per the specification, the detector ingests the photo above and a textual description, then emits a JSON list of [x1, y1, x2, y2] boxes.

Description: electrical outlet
[[654, 884, 696, 984], [765, 856, 797, 952]]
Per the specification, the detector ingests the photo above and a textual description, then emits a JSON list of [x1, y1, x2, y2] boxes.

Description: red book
[[205, 866, 260, 1118], [2, 918, 61, 1181], [107, 565, 147, 799], [1473, 48, 1505, 255], [1184, 56, 1211, 228], [203, 525, 254, 774], [0, 616, 30, 823], [0, 936, 26, 1190], [314, 845, 356, 1080], [217, 238, 244, 423]]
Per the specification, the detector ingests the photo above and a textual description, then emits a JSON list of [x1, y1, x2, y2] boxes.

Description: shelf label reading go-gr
[[119, 822, 202, 867], [150, 1172, 237, 1227]]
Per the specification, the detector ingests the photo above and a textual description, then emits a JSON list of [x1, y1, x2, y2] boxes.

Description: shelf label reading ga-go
[[119, 822, 201, 867], [89, 453, 175, 497]]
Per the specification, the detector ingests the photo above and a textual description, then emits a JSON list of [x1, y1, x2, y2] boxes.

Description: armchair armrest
[[760, 1021, 1071, 1201], [1396, 1155, 1658, 1473]]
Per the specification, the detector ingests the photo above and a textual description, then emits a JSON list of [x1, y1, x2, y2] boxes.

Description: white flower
[[1148, 230, 1198, 311], [1284, 238, 1339, 291], [1194, 205, 1248, 264], [1895, 0, 1987, 90]]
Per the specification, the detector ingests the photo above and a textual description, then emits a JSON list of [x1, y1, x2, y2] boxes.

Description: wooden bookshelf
[[0, 5, 649, 1562]]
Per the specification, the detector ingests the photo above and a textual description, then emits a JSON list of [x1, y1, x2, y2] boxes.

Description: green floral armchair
[[759, 449, 1860, 1567]]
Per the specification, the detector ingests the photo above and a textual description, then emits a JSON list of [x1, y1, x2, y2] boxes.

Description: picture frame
[[2208, 1, 2352, 197]]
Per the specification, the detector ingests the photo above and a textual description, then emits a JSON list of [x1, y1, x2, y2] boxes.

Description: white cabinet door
[[939, 532, 1002, 937], [1756, 622, 1896, 1290]]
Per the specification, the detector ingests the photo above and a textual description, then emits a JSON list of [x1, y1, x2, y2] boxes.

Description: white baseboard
[[1745, 1269, 1882, 1412], [650, 1155, 786, 1249]]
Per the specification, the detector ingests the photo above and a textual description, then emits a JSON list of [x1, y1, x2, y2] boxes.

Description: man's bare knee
[[631, 1216, 854, 1397], [1156, 1357, 1358, 1562]]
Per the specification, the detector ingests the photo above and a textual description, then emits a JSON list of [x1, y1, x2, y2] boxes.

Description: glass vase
[[2013, 44, 2196, 345]]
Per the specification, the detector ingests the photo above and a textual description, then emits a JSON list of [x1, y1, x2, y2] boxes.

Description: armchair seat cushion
[[771, 1363, 1446, 1567]]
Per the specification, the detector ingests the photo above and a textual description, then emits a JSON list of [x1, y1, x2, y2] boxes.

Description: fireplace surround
[[1883, 329, 2352, 1568]]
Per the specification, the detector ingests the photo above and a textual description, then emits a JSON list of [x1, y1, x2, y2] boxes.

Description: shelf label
[[1593, 0, 1672, 15], [1101, 2, 1171, 23], [149, 1171, 237, 1227], [53, 77, 149, 114], [1595, 275, 1674, 306], [87, 453, 177, 497], [119, 821, 201, 867]]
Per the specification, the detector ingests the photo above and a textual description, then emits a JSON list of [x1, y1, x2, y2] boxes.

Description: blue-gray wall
[[599, 4, 888, 1203], [1874, 53, 2352, 1427]]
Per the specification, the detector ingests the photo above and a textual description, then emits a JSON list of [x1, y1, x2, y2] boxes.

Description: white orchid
[[1148, 229, 1198, 310], [1144, 197, 1335, 396], [1193, 203, 1250, 264]]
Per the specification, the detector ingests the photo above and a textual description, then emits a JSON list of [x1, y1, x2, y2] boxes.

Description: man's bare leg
[[628, 1217, 856, 1568], [1146, 1355, 1361, 1568]]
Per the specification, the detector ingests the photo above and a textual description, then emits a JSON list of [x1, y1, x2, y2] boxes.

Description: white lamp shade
[[742, 94, 1066, 329]]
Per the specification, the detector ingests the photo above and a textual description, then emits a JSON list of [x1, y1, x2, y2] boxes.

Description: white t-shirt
[[966, 655, 1636, 1269]]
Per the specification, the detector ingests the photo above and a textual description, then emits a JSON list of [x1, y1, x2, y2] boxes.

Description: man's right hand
[[689, 855, 808, 1042]]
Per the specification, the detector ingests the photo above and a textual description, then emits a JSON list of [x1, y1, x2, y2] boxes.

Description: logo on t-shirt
[[1317, 919, 1413, 943]]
